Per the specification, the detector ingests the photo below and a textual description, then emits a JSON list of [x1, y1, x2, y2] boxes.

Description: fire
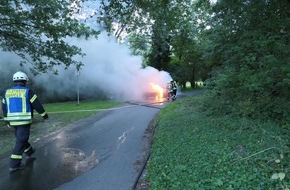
[[149, 82, 164, 101]]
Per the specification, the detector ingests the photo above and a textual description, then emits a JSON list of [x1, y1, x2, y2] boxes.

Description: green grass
[[146, 95, 289, 190], [0, 100, 121, 157], [1, 96, 289, 189], [44, 100, 121, 124]]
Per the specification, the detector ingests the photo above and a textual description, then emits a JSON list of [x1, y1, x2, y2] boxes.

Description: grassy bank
[[146, 94, 289, 189], [0, 100, 121, 157]]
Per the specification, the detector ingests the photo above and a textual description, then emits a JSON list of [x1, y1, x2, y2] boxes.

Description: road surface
[[0, 90, 205, 190], [0, 100, 167, 190]]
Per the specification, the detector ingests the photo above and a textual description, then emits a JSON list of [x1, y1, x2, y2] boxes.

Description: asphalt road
[[0, 100, 167, 190]]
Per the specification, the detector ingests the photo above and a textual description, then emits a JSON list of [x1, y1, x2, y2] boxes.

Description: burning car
[[143, 82, 168, 102]]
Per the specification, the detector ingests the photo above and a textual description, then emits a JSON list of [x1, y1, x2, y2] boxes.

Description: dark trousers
[[173, 89, 177, 96], [10, 124, 33, 168]]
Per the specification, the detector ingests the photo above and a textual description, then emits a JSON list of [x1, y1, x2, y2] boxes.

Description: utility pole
[[77, 70, 80, 105]]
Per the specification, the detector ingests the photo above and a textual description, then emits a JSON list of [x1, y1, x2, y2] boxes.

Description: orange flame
[[149, 82, 164, 101]]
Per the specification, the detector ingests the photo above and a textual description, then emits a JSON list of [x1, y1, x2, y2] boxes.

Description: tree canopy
[[0, 0, 99, 74], [97, 0, 206, 85], [1, 0, 289, 123], [97, 0, 290, 123], [201, 0, 290, 123]]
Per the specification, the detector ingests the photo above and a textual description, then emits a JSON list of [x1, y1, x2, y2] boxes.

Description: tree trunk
[[190, 63, 196, 89], [181, 82, 186, 89], [0, 96, 3, 117], [287, 0, 290, 20]]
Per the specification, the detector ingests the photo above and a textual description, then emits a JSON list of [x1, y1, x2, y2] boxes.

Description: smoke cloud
[[1, 32, 172, 102]]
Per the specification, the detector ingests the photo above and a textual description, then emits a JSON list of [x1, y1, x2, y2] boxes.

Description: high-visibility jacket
[[167, 83, 172, 92], [169, 81, 177, 91], [2, 84, 47, 126], [171, 81, 177, 90]]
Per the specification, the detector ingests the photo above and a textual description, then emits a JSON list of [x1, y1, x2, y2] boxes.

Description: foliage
[[146, 95, 290, 190], [98, 0, 141, 40], [0, 0, 99, 74], [0, 100, 121, 157], [96, 0, 290, 122], [168, 56, 192, 88], [199, 0, 290, 123], [97, 0, 208, 83]]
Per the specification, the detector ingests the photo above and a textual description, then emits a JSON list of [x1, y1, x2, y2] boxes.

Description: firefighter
[[170, 80, 177, 101], [2, 71, 48, 172], [167, 80, 177, 101]]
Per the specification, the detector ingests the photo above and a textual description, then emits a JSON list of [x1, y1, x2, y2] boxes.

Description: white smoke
[[0, 32, 172, 101], [30, 32, 172, 101], [0, 33, 172, 102], [1, 1, 173, 102]]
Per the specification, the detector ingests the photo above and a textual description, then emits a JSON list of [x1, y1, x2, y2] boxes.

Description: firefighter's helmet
[[13, 71, 29, 82]]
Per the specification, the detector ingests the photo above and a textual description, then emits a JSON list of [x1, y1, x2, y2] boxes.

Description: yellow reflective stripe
[[7, 116, 32, 120], [6, 113, 32, 121], [30, 95, 37, 103], [24, 146, 32, 153], [40, 112, 47, 117], [10, 120, 32, 126], [6, 98, 10, 114], [11, 154, 22, 159], [22, 95, 26, 113], [7, 112, 31, 117]]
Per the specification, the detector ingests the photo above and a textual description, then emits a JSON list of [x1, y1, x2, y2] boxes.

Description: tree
[[147, 19, 171, 71], [98, 0, 173, 71], [169, 29, 197, 88], [200, 0, 290, 123], [97, 0, 211, 84], [0, 0, 99, 74]]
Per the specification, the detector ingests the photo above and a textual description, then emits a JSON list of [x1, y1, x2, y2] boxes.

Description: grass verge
[[0, 100, 121, 157], [146, 94, 289, 189]]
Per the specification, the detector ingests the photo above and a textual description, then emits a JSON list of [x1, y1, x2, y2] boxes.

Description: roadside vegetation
[[0, 100, 121, 158], [146, 94, 289, 190], [0, 92, 288, 189], [0, 1, 289, 189]]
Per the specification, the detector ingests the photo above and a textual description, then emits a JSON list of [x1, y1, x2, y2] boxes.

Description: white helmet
[[13, 71, 29, 82]]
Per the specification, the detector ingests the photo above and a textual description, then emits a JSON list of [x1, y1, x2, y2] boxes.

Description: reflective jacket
[[2, 84, 47, 126], [170, 82, 177, 91]]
